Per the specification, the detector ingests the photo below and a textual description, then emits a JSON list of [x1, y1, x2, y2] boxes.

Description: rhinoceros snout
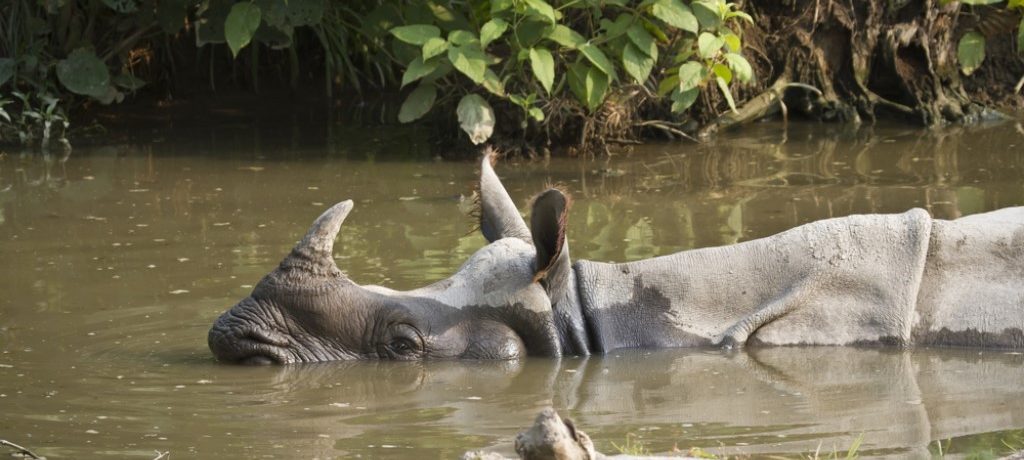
[[208, 312, 292, 365]]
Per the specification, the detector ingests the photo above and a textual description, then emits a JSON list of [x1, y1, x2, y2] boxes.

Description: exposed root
[[697, 79, 828, 139]]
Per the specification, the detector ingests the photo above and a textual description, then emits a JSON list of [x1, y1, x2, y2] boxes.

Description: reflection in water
[[0, 121, 1023, 458], [213, 348, 1024, 459]]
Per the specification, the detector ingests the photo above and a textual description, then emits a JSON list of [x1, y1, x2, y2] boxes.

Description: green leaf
[[113, 74, 146, 91], [0, 58, 14, 88], [530, 47, 555, 94], [391, 25, 441, 45], [567, 62, 590, 107], [670, 87, 699, 112], [584, 66, 610, 111], [225, 2, 262, 58], [725, 10, 753, 23], [627, 23, 658, 59], [657, 74, 680, 96], [528, 107, 545, 121], [398, 83, 437, 123], [579, 43, 617, 82], [56, 49, 111, 98], [482, 69, 505, 96], [401, 56, 439, 88], [697, 32, 724, 59], [957, 31, 985, 76], [426, 2, 470, 31], [716, 75, 736, 112], [448, 29, 478, 45], [524, 0, 557, 23], [691, 1, 722, 29], [547, 25, 586, 49], [480, 18, 509, 48], [491, 0, 514, 13], [650, 0, 698, 33], [448, 44, 488, 83], [724, 53, 752, 82], [600, 14, 633, 39], [644, 20, 670, 43], [722, 32, 741, 53], [712, 62, 732, 84], [623, 43, 655, 84], [959, 0, 1003, 4], [422, 37, 448, 60], [678, 61, 705, 91], [457, 94, 495, 144]]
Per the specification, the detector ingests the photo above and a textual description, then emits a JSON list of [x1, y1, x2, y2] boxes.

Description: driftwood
[[0, 439, 42, 459]]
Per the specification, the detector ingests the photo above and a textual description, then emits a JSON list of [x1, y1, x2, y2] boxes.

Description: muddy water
[[1, 121, 1023, 459]]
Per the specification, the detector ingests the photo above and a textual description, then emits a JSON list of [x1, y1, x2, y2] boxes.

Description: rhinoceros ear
[[479, 147, 531, 243], [529, 188, 571, 284]]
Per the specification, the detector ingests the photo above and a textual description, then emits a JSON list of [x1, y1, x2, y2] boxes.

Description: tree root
[[697, 79, 826, 139]]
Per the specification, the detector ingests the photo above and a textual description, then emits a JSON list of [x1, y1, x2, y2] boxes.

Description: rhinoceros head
[[208, 151, 574, 364]]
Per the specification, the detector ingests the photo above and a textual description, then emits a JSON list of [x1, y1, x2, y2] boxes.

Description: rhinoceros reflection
[[247, 348, 1023, 458]]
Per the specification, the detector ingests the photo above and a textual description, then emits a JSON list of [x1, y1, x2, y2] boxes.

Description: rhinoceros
[[208, 151, 1024, 364]]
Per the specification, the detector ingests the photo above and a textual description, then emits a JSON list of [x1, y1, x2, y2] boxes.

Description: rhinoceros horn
[[479, 147, 531, 243], [277, 200, 354, 278]]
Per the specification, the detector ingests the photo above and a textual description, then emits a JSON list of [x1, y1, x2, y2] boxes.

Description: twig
[[633, 120, 701, 143], [152, 450, 170, 460], [0, 439, 42, 459], [1015, 73, 1024, 94]]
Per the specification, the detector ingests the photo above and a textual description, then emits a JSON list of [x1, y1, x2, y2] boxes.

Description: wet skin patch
[[579, 273, 711, 353]]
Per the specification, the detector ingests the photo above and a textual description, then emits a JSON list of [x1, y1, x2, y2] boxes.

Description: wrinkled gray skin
[[208, 152, 1024, 364]]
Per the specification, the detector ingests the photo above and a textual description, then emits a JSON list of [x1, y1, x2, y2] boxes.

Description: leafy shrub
[[388, 0, 755, 145]]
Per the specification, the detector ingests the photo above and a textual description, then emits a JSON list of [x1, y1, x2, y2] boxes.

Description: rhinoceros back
[[574, 209, 934, 351]]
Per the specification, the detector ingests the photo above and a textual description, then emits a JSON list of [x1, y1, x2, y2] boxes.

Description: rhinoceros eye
[[381, 323, 423, 359], [389, 338, 416, 354]]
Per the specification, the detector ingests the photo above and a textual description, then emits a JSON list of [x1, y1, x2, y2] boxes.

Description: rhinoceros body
[[208, 151, 1024, 364]]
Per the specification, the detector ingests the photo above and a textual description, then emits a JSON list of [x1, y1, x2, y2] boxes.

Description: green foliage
[[950, 0, 1024, 75], [389, 0, 755, 144], [1, 0, 756, 149]]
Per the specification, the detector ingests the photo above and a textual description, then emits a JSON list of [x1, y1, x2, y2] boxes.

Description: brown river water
[[1, 120, 1023, 459]]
